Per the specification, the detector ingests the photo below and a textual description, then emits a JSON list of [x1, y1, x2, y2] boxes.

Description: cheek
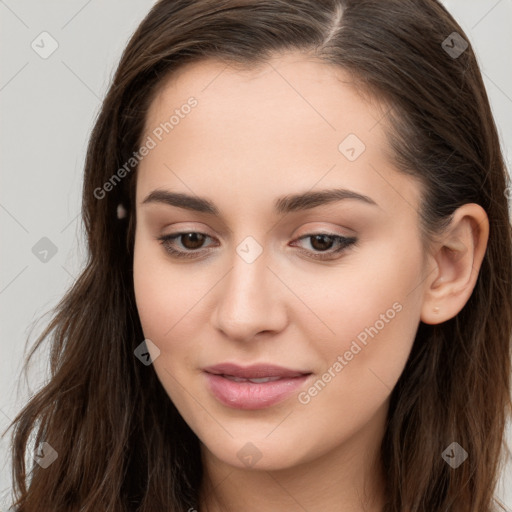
[[298, 240, 421, 347], [133, 233, 204, 341], [296, 245, 423, 416], [133, 241, 201, 410]]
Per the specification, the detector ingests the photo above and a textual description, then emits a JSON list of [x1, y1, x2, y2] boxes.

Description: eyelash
[[156, 231, 357, 261]]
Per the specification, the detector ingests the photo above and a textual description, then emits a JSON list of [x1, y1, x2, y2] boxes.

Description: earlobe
[[117, 203, 128, 219], [420, 203, 489, 325]]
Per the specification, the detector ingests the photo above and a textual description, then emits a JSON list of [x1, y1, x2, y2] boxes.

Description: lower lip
[[204, 373, 311, 410]]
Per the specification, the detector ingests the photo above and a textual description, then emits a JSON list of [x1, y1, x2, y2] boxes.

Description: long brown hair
[[4, 0, 511, 510]]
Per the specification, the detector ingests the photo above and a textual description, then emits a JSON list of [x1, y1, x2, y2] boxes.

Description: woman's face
[[133, 52, 428, 471]]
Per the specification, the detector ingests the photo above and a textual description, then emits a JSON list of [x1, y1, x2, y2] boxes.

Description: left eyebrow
[[274, 188, 378, 213], [141, 187, 378, 215]]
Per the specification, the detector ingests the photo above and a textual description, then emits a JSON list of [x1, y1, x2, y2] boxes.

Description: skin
[[132, 52, 489, 511]]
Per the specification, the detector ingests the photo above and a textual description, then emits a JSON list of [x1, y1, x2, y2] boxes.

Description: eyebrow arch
[[141, 187, 378, 215]]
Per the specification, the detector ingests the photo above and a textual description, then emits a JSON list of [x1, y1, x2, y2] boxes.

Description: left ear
[[420, 203, 489, 325]]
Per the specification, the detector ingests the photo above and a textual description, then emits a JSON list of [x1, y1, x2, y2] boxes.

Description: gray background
[[1, 0, 511, 508]]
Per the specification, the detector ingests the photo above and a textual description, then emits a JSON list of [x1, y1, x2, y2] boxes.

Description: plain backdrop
[[1, 0, 511, 509]]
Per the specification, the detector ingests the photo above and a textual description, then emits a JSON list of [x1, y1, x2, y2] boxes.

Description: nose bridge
[[213, 239, 285, 340]]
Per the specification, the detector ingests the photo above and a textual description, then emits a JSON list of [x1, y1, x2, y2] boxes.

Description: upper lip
[[203, 363, 311, 379]]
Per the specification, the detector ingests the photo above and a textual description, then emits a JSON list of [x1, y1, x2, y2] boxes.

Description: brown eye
[[157, 231, 357, 261], [179, 232, 207, 250], [292, 233, 357, 261], [309, 234, 335, 252], [157, 231, 215, 259]]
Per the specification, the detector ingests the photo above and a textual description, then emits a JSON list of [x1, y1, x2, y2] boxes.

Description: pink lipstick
[[203, 363, 312, 410]]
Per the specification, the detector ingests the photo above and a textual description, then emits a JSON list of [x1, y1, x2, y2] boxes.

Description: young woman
[[4, 0, 511, 510]]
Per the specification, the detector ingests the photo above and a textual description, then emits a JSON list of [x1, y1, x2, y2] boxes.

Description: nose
[[211, 247, 288, 342]]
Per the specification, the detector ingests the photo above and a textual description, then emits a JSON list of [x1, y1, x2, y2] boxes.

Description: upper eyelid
[[160, 221, 355, 238], [160, 229, 351, 240], [168, 232, 217, 248]]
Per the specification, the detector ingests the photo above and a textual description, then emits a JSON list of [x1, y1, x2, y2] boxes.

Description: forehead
[[137, 52, 421, 219], [144, 52, 386, 138]]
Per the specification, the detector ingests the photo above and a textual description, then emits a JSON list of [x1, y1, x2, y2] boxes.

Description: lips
[[222, 375, 283, 383], [202, 363, 312, 410], [202, 362, 309, 379]]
